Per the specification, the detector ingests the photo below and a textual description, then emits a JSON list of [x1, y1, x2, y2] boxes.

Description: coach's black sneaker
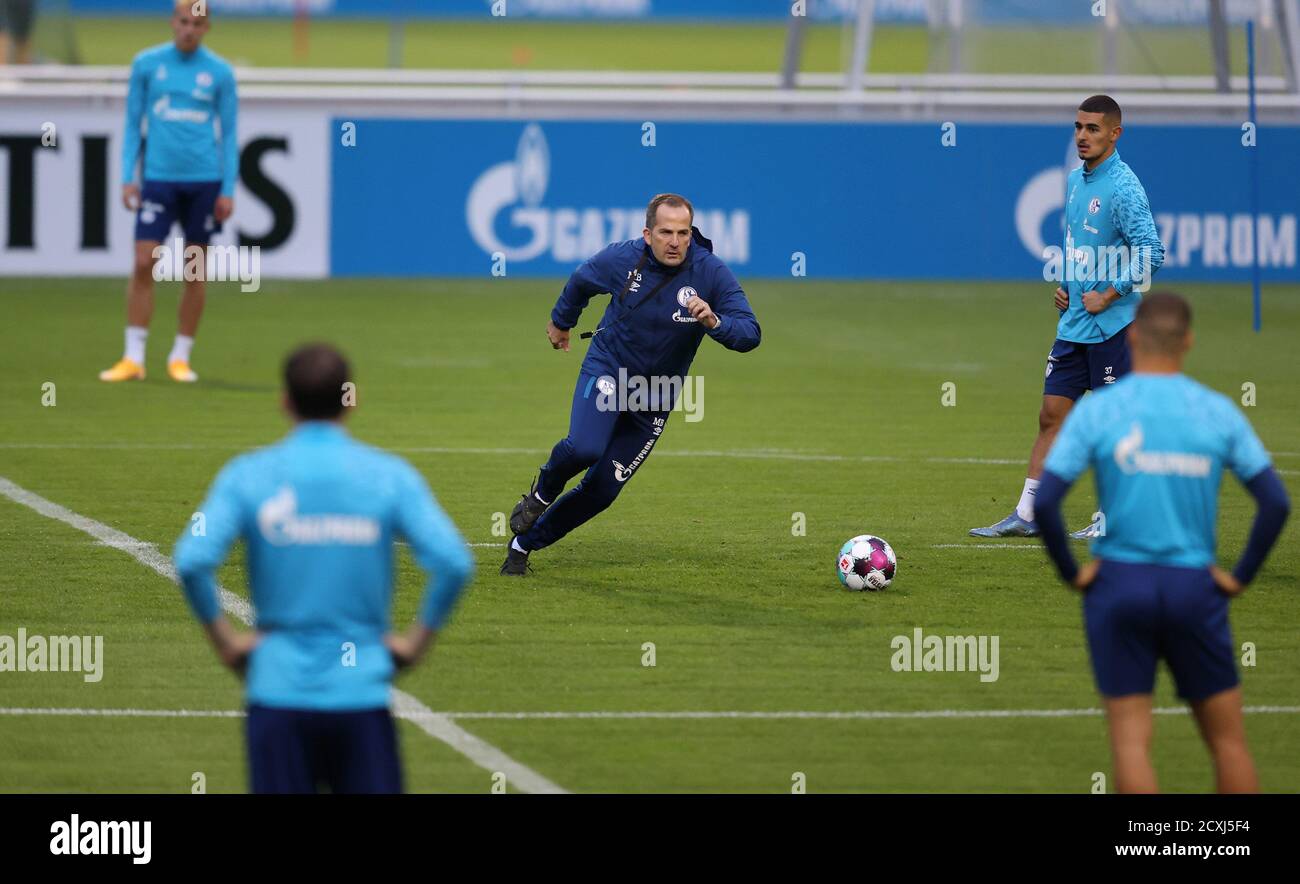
[[500, 540, 532, 576], [509, 479, 552, 535]]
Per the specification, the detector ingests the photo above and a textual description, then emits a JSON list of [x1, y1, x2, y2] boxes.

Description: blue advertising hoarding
[[330, 118, 1300, 281]]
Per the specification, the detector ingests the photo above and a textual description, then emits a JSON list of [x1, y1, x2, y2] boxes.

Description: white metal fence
[[4, 65, 1299, 121]]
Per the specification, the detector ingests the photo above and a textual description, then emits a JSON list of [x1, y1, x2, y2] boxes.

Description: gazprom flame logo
[[466, 123, 552, 262], [515, 123, 549, 207], [1113, 423, 1144, 474]]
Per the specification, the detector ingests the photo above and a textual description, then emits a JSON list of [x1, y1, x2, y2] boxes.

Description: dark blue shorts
[[135, 179, 223, 245], [1043, 324, 1131, 401], [1083, 560, 1238, 702], [246, 705, 402, 794]]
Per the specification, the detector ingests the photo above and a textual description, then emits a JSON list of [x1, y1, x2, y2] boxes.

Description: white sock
[[1016, 477, 1040, 522], [168, 334, 194, 365], [511, 537, 526, 553], [124, 326, 148, 365]]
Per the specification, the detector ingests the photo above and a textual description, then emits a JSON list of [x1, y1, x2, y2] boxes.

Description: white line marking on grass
[[398, 541, 504, 549], [419, 706, 1300, 721], [4, 706, 1298, 721], [0, 442, 899, 462], [5, 442, 1295, 467], [930, 543, 1043, 550], [388, 693, 566, 795], [0, 475, 567, 795], [0, 707, 245, 719], [659, 450, 903, 463], [0, 443, 222, 451]]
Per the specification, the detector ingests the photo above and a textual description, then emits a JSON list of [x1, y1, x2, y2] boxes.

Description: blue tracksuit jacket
[[550, 228, 761, 379]]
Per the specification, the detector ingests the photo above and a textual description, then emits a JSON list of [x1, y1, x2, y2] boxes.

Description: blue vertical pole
[[1248, 20, 1262, 332]]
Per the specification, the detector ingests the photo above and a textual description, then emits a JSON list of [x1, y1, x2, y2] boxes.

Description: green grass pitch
[[0, 277, 1296, 792], [33, 16, 1277, 78]]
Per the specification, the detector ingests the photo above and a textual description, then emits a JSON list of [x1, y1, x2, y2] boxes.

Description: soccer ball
[[836, 534, 897, 591]]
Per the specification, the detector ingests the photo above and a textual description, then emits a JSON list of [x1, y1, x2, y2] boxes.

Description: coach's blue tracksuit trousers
[[519, 372, 668, 551]]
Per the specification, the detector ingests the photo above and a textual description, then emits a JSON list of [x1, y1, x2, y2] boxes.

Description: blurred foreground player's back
[[174, 344, 474, 793]]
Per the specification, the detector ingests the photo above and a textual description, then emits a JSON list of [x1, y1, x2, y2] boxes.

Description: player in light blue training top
[[1035, 293, 1290, 794], [971, 94, 1165, 540], [101, 1, 239, 385], [174, 344, 475, 794]]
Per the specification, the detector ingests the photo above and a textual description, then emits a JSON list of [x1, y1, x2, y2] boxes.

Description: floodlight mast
[[1103, 0, 1119, 77], [780, 3, 805, 90], [1210, 0, 1232, 93], [847, 0, 877, 92], [1278, 0, 1300, 92]]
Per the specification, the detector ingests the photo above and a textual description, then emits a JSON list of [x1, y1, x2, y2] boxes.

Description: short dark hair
[[645, 193, 694, 231], [284, 343, 351, 420], [1079, 94, 1122, 125], [1133, 291, 1192, 355]]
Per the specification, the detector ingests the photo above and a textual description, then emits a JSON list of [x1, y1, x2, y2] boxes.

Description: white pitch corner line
[[0, 475, 567, 795]]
